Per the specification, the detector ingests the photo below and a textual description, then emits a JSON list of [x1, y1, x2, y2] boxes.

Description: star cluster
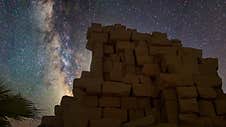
[[0, 0, 225, 117]]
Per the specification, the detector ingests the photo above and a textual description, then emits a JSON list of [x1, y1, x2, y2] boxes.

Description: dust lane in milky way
[[0, 0, 225, 116]]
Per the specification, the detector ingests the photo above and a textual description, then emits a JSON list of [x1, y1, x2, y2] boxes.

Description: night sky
[[0, 0, 225, 120]]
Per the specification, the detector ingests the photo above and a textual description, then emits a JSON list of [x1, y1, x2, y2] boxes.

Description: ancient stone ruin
[[39, 23, 226, 127]]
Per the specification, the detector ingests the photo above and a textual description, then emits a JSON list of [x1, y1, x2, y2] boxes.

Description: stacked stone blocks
[[40, 23, 226, 127]]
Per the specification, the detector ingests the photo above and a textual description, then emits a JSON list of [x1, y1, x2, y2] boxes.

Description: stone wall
[[39, 23, 226, 127]]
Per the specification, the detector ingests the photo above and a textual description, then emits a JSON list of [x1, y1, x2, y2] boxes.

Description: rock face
[[39, 23, 226, 127]]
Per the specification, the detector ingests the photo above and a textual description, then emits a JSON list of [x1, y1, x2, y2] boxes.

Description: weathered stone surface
[[39, 23, 226, 127]]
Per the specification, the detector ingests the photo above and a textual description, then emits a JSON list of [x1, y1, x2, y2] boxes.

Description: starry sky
[[0, 0, 225, 120]]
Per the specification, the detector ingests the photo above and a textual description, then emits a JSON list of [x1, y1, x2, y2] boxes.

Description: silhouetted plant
[[0, 80, 38, 127]]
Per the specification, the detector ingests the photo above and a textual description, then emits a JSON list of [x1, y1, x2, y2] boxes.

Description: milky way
[[0, 0, 225, 117]]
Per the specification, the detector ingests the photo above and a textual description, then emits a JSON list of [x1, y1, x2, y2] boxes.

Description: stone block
[[123, 49, 135, 65], [81, 95, 98, 107], [129, 109, 145, 121], [123, 115, 155, 127], [199, 100, 216, 117], [214, 98, 226, 115], [114, 24, 126, 30], [123, 73, 139, 84], [90, 119, 121, 127], [102, 108, 127, 122], [176, 87, 197, 98], [198, 63, 218, 75], [142, 64, 160, 76], [136, 97, 151, 109], [41, 116, 62, 127], [99, 97, 120, 107], [197, 87, 217, 99], [179, 98, 199, 113], [104, 44, 114, 54], [150, 32, 168, 43], [194, 75, 222, 87], [74, 78, 102, 95], [110, 30, 131, 41], [136, 55, 154, 66], [182, 47, 202, 58], [102, 81, 131, 96], [121, 97, 137, 109], [159, 73, 194, 88], [132, 84, 158, 97], [139, 75, 152, 85], [149, 46, 178, 56], [131, 31, 151, 41], [164, 100, 178, 123], [103, 60, 112, 73], [135, 45, 149, 56], [109, 62, 124, 81], [54, 105, 62, 117], [212, 116, 226, 127], [116, 41, 135, 51], [88, 32, 108, 43], [200, 58, 218, 70], [162, 88, 177, 101], [179, 113, 198, 125], [125, 64, 136, 73]]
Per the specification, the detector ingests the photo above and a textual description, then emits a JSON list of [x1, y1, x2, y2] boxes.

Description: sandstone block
[[212, 116, 226, 127], [99, 97, 120, 107], [88, 32, 108, 43], [81, 95, 98, 107], [194, 75, 222, 87], [104, 44, 114, 54], [129, 109, 145, 121], [41, 116, 59, 127], [125, 64, 136, 73], [164, 100, 178, 123], [162, 88, 177, 101], [123, 115, 155, 127], [121, 97, 137, 109], [132, 84, 158, 97], [139, 75, 152, 85], [149, 46, 178, 56], [109, 62, 124, 81], [102, 81, 131, 96], [131, 31, 151, 41], [102, 108, 127, 122], [179, 113, 198, 126], [179, 98, 199, 113], [123, 73, 139, 84], [103, 60, 112, 73], [136, 55, 154, 66], [110, 30, 131, 41], [142, 64, 160, 76], [90, 119, 121, 127], [136, 97, 151, 109], [199, 100, 216, 117], [116, 41, 134, 51], [200, 58, 218, 69], [176, 87, 197, 98], [182, 47, 202, 58], [150, 32, 168, 42], [54, 105, 62, 117], [197, 87, 217, 99], [159, 73, 194, 88], [135, 45, 149, 56], [74, 78, 102, 95], [214, 98, 226, 115], [124, 49, 136, 64]]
